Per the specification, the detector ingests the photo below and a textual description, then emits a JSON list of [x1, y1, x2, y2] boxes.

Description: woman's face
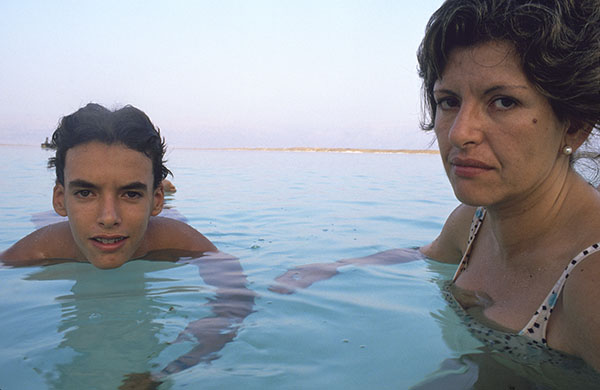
[[433, 41, 569, 208]]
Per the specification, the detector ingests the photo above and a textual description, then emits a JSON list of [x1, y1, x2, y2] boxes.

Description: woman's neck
[[484, 169, 593, 262]]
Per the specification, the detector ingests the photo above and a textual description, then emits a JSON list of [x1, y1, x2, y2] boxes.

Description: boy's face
[[52, 141, 164, 269]]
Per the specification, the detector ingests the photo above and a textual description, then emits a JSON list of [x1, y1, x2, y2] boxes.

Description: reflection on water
[[24, 261, 204, 390]]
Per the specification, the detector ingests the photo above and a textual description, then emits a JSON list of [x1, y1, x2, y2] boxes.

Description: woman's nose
[[447, 104, 485, 149]]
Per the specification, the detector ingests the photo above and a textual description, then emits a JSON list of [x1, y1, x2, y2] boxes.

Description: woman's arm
[[420, 204, 475, 263], [269, 248, 426, 295], [269, 204, 474, 295]]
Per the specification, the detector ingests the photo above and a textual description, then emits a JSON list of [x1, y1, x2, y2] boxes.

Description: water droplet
[[89, 313, 101, 320]]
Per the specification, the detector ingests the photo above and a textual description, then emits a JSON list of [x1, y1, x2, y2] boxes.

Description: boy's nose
[[97, 197, 121, 227]]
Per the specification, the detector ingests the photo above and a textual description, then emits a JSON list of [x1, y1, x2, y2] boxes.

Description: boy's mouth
[[92, 236, 127, 244]]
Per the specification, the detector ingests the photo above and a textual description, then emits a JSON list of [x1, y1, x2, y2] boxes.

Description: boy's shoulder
[[144, 217, 217, 255], [0, 221, 79, 266], [1, 215, 216, 267]]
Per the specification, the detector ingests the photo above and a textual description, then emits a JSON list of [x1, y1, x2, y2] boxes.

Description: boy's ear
[[52, 183, 68, 217], [151, 183, 165, 216]]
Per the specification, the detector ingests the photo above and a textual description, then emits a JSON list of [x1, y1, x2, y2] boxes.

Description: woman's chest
[[451, 277, 540, 332], [452, 250, 566, 332]]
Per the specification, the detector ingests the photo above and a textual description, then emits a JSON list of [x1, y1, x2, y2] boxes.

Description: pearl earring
[[563, 145, 573, 155]]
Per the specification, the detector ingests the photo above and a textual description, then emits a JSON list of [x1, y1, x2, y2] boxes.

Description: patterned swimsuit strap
[[452, 207, 486, 282], [521, 241, 600, 343]]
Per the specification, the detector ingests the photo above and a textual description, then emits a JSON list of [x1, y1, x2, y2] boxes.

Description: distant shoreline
[[0, 143, 439, 155], [174, 147, 439, 154]]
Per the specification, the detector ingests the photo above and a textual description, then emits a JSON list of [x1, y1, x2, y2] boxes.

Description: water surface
[[1, 146, 595, 389]]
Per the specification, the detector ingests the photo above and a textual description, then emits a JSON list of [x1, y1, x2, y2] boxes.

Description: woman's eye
[[493, 97, 516, 109], [437, 97, 460, 110]]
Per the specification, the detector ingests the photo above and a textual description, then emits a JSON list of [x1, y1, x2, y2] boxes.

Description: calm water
[[0, 145, 596, 389]]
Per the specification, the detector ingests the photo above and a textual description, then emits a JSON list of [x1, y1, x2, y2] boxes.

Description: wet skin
[[269, 41, 600, 373], [1, 140, 255, 387], [52, 141, 164, 269], [432, 41, 569, 209]]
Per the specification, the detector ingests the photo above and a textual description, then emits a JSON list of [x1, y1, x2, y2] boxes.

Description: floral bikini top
[[452, 207, 600, 345]]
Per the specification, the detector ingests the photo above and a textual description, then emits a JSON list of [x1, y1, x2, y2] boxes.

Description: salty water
[[0, 145, 596, 389]]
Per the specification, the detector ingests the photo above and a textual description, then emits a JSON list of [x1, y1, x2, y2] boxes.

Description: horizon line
[[0, 143, 439, 155], [173, 146, 439, 154]]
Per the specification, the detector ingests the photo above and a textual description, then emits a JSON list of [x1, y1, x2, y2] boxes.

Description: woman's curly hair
[[417, 0, 600, 134]]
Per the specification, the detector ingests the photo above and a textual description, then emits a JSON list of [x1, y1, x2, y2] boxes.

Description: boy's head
[[48, 103, 172, 189], [48, 103, 171, 269]]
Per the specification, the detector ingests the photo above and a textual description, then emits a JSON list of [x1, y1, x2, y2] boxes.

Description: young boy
[[1, 103, 216, 268], [1, 104, 255, 386]]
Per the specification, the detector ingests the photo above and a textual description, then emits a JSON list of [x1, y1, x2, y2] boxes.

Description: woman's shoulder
[[556, 244, 600, 370], [420, 204, 479, 264]]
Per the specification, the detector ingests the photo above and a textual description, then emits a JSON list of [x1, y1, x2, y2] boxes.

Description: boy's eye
[[124, 191, 142, 199], [75, 190, 91, 197]]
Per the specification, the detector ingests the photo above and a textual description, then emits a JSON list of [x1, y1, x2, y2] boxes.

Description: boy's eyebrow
[[68, 179, 97, 189], [121, 182, 149, 191], [67, 179, 149, 191]]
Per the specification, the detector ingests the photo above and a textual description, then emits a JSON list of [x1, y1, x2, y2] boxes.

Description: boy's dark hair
[[417, 0, 600, 132], [48, 103, 172, 189]]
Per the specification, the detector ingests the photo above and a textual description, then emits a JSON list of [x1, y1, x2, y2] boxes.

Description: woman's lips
[[450, 157, 493, 178]]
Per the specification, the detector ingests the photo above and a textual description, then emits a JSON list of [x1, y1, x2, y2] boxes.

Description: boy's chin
[[88, 257, 129, 269]]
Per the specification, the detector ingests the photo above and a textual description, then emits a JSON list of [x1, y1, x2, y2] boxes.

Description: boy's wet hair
[[48, 103, 172, 189]]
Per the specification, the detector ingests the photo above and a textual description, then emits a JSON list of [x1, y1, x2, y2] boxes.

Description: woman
[[272, 0, 600, 372]]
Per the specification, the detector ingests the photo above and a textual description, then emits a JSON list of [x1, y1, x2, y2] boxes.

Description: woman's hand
[[269, 262, 340, 294]]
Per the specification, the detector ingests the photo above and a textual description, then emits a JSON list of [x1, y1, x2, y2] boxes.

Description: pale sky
[[0, 0, 444, 149]]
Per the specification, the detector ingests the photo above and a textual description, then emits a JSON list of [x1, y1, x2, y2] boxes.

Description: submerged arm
[[120, 250, 256, 389], [268, 248, 426, 295], [159, 252, 256, 374], [268, 205, 477, 295]]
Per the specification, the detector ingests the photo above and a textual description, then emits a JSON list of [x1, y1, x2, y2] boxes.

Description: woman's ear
[[52, 183, 68, 217], [565, 120, 593, 152]]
